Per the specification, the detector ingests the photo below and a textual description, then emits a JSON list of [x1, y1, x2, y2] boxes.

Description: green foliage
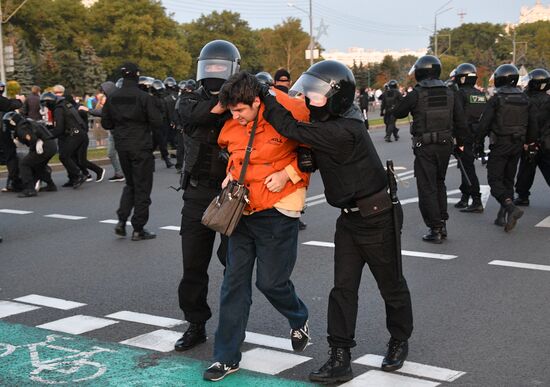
[[79, 42, 107, 95], [8, 37, 35, 94], [35, 36, 60, 89], [6, 81, 21, 98]]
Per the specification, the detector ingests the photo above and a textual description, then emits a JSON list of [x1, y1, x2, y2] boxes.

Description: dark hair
[[218, 71, 261, 108]]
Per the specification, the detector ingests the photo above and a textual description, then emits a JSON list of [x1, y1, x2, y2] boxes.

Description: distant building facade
[[321, 47, 427, 67], [82, 0, 98, 7], [519, 0, 550, 23]]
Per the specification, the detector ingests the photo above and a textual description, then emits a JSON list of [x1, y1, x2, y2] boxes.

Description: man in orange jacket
[[203, 71, 311, 382]]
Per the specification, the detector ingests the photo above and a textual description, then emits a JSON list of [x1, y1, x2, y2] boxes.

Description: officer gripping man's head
[[197, 40, 241, 95]]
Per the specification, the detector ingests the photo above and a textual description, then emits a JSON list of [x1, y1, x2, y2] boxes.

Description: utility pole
[[0, 0, 5, 84], [309, 0, 313, 66], [433, 0, 453, 56]]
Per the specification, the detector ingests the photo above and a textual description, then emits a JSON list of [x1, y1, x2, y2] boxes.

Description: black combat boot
[[461, 195, 483, 213], [454, 194, 469, 209], [422, 228, 442, 244], [114, 221, 126, 237], [131, 229, 156, 241], [164, 156, 174, 169], [17, 188, 38, 198], [494, 206, 506, 226], [175, 322, 207, 351], [309, 347, 353, 384], [504, 199, 523, 232], [381, 338, 408, 372], [384, 135, 392, 142], [513, 197, 530, 206], [440, 221, 447, 239]]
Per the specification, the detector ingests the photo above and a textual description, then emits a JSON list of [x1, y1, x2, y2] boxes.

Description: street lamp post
[[0, 0, 31, 85], [433, 0, 453, 56], [498, 30, 527, 65], [288, 1, 314, 65]]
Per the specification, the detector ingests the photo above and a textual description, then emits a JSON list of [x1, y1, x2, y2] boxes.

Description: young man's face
[[228, 97, 260, 126]]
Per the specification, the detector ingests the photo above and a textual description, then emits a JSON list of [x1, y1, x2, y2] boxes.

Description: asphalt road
[[1, 125, 549, 386]]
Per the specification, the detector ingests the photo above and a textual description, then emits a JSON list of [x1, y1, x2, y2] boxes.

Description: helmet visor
[[408, 64, 416, 76], [197, 59, 235, 81], [289, 73, 338, 104]]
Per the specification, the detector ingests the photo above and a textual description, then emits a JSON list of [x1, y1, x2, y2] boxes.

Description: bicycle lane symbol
[[0, 334, 115, 384]]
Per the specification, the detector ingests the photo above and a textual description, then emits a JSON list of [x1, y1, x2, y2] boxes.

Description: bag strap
[[65, 102, 87, 130], [237, 114, 259, 185]]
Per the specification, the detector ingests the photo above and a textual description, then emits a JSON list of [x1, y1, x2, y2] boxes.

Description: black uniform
[[14, 119, 57, 192], [164, 90, 179, 148], [380, 89, 402, 140], [176, 86, 229, 325], [152, 91, 171, 163], [477, 86, 538, 206], [393, 79, 468, 230], [102, 78, 162, 231], [51, 98, 88, 184], [263, 98, 413, 350], [0, 97, 23, 191], [454, 86, 486, 201], [514, 90, 550, 200]]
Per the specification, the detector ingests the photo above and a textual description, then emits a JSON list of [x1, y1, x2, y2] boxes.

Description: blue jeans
[[108, 132, 122, 176], [213, 209, 308, 364]]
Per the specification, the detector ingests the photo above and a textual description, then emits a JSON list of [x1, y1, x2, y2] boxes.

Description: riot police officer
[[151, 79, 173, 168], [0, 83, 24, 192], [261, 60, 413, 383], [163, 77, 179, 150], [453, 63, 487, 213], [102, 62, 163, 241], [514, 68, 550, 205], [174, 79, 197, 173], [380, 79, 402, 142], [393, 55, 468, 243], [174, 40, 237, 351], [3, 112, 57, 197], [476, 64, 538, 231]]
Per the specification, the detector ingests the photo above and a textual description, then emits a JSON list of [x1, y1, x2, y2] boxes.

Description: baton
[[453, 149, 472, 187], [386, 160, 403, 282]]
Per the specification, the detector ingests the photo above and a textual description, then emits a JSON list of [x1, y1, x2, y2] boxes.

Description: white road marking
[[13, 294, 86, 310], [488, 260, 550, 272], [120, 329, 182, 352], [0, 209, 33, 215], [105, 311, 184, 328], [535, 216, 550, 228], [240, 348, 311, 375], [244, 331, 293, 351], [159, 226, 181, 231], [303, 241, 457, 260], [400, 189, 462, 206], [306, 193, 326, 202], [0, 300, 40, 318], [44, 214, 87, 220], [306, 199, 328, 207], [99, 219, 131, 225], [354, 354, 466, 382], [341, 370, 440, 387], [37, 315, 118, 334]]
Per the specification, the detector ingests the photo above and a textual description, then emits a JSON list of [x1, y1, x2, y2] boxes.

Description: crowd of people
[[1, 38, 549, 383]]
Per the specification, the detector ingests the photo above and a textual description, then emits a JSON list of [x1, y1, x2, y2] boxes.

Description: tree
[[35, 36, 60, 88], [88, 0, 192, 79], [8, 37, 35, 94], [79, 42, 107, 95], [181, 11, 262, 75], [257, 18, 311, 77]]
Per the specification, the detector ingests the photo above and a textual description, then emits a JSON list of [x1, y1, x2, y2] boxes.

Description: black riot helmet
[[184, 79, 197, 91], [2, 111, 24, 133], [527, 68, 550, 91], [138, 76, 154, 92], [290, 60, 356, 118], [455, 63, 478, 87], [197, 40, 241, 92], [255, 71, 274, 86], [40, 91, 58, 110], [388, 79, 398, 89], [151, 79, 166, 95], [164, 77, 177, 89], [409, 55, 442, 82], [492, 64, 519, 88]]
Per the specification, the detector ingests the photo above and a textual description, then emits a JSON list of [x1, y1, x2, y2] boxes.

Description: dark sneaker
[[513, 197, 529, 206], [461, 197, 484, 213], [440, 222, 447, 239], [299, 220, 307, 230], [203, 362, 239, 382], [381, 338, 408, 372], [309, 347, 353, 384], [174, 323, 207, 351], [384, 136, 392, 142], [96, 168, 106, 182], [291, 320, 310, 352], [454, 195, 469, 209], [108, 175, 125, 182], [131, 229, 156, 241], [62, 180, 73, 188], [422, 228, 442, 244], [85, 174, 93, 182], [114, 222, 126, 237], [17, 189, 38, 198], [42, 184, 58, 192], [504, 204, 523, 232], [494, 206, 506, 227], [73, 175, 86, 189]]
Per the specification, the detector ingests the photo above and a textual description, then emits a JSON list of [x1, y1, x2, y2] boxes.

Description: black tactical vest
[[493, 87, 529, 137], [411, 79, 454, 136], [383, 90, 399, 112], [459, 86, 487, 126], [314, 119, 387, 208], [178, 87, 228, 181]]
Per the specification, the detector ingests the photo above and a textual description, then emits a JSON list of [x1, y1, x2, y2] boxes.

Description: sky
[[161, 0, 542, 51]]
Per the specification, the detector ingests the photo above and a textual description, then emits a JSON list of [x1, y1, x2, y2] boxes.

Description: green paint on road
[[0, 321, 314, 386]]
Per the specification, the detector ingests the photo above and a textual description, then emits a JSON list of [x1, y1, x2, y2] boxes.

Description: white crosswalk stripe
[[240, 348, 311, 375], [120, 329, 183, 352], [0, 300, 40, 318], [0, 209, 33, 215], [535, 216, 550, 228], [44, 214, 87, 220], [37, 315, 118, 334], [105, 311, 184, 328], [13, 294, 86, 310], [341, 370, 441, 387]]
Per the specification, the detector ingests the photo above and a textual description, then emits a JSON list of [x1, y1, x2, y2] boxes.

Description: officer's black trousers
[[457, 142, 481, 197], [414, 143, 452, 228], [19, 141, 57, 189], [178, 184, 227, 324], [384, 114, 398, 138], [152, 126, 169, 159], [1, 132, 21, 184], [58, 134, 86, 181], [116, 149, 154, 231], [515, 149, 550, 199], [176, 130, 184, 170], [328, 209, 413, 348], [77, 135, 103, 177], [487, 143, 522, 205]]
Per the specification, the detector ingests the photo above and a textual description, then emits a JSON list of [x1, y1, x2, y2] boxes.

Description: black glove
[[258, 84, 276, 102], [473, 142, 485, 159], [525, 143, 539, 163], [297, 146, 317, 173]]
